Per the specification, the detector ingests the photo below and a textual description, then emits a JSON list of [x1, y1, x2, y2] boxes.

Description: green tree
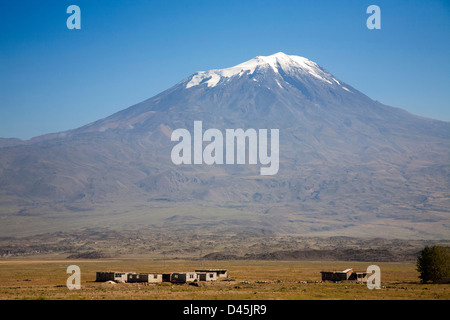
[[416, 246, 450, 283]]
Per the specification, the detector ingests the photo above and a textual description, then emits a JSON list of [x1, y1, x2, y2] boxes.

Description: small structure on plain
[[96, 269, 227, 284], [320, 268, 368, 282]]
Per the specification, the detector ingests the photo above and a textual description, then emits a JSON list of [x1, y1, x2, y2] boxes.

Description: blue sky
[[1, 0, 449, 139]]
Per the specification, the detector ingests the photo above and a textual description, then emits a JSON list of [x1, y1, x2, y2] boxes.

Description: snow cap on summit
[[186, 52, 350, 91]]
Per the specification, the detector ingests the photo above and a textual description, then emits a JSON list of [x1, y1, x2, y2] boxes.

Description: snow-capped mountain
[[70, 52, 379, 134], [1, 52, 449, 238], [186, 52, 351, 92]]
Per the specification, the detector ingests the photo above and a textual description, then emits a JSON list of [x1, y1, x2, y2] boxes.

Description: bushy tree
[[416, 246, 450, 283]]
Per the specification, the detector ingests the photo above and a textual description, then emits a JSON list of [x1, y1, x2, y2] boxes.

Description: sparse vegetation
[[1, 229, 448, 299], [0, 259, 448, 300], [416, 246, 450, 283]]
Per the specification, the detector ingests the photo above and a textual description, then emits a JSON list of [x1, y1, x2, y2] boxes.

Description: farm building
[[96, 271, 115, 282], [197, 272, 217, 282], [349, 271, 367, 282], [348, 271, 369, 282], [96, 271, 135, 282], [321, 268, 368, 282], [95, 268, 228, 283], [321, 268, 354, 281], [195, 269, 228, 278], [127, 273, 163, 283], [170, 272, 198, 283]]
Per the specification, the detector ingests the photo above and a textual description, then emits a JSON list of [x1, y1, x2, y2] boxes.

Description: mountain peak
[[254, 52, 309, 67], [186, 52, 351, 92]]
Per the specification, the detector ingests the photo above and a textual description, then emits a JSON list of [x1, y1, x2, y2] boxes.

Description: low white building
[[170, 272, 198, 283], [195, 269, 228, 279], [128, 273, 163, 283], [197, 272, 217, 282]]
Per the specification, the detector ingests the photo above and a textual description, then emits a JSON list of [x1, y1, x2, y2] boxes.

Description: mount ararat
[[1, 52, 449, 239]]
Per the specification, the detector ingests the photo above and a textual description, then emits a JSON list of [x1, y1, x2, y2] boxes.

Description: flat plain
[[0, 258, 448, 300]]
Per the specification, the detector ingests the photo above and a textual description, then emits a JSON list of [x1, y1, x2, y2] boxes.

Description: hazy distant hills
[[1, 52, 449, 238]]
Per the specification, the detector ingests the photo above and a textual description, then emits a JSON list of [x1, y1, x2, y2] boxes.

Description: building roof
[[195, 269, 227, 272], [320, 268, 354, 274]]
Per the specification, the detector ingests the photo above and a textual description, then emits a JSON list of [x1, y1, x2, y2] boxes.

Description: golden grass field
[[0, 258, 448, 300]]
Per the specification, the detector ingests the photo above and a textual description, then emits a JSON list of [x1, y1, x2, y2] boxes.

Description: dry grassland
[[0, 258, 448, 300]]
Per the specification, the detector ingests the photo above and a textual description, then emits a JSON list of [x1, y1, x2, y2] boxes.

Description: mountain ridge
[[0, 52, 449, 239]]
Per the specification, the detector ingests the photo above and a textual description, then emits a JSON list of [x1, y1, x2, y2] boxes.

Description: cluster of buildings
[[320, 268, 368, 282], [96, 267, 368, 284], [96, 269, 228, 284]]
